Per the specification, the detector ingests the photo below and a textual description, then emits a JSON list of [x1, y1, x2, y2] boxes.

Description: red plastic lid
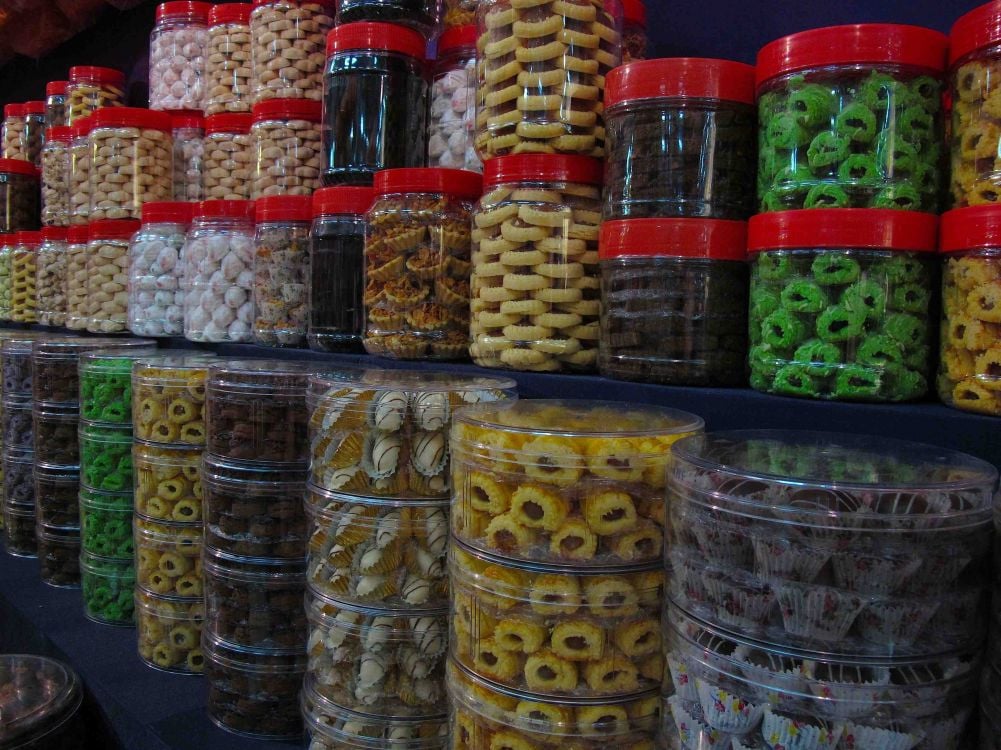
[[437, 25, 477, 56], [195, 199, 255, 220], [326, 22, 425, 59], [622, 0, 645, 25], [142, 201, 193, 225], [170, 110, 204, 130], [251, 99, 322, 123], [70, 116, 93, 139], [0, 159, 39, 177], [91, 107, 172, 132], [41, 227, 69, 242], [156, 1, 211, 22], [747, 209, 938, 253], [3, 104, 24, 119], [46, 80, 68, 97], [209, 2, 252, 24], [45, 127, 72, 143], [67, 226, 89, 244], [24, 101, 45, 115], [951, 1, 1001, 64], [312, 186, 374, 216], [606, 58, 755, 107], [205, 113, 252, 135], [756, 24, 949, 88], [17, 231, 41, 246], [256, 195, 313, 222], [89, 219, 141, 241], [600, 218, 747, 260], [940, 205, 1001, 252], [69, 66, 126, 86], [483, 154, 603, 187], [373, 168, 483, 199]]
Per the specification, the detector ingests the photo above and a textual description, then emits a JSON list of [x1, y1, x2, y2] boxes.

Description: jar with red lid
[[41, 127, 71, 227], [429, 25, 478, 172], [364, 167, 480, 360], [470, 155, 602, 372], [203, 114, 254, 200], [251, 99, 322, 199], [756, 24, 947, 213], [149, 1, 211, 111], [249, 0, 335, 103], [748, 209, 937, 402], [599, 218, 749, 386], [45, 80, 68, 128], [86, 219, 139, 333], [68, 117, 92, 226], [10, 231, 40, 323], [128, 201, 192, 337], [22, 102, 45, 169], [171, 110, 204, 202], [0, 235, 12, 321], [65, 225, 90, 330], [67, 65, 126, 125], [322, 22, 429, 186], [2, 104, 26, 162], [621, 0, 646, 62], [253, 195, 311, 346], [36, 227, 68, 327], [336, 0, 438, 33], [604, 58, 756, 221], [206, 3, 252, 116]]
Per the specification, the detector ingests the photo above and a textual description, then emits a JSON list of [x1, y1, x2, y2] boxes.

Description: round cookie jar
[[202, 113, 254, 200], [603, 58, 756, 221], [747, 209, 937, 402], [1, 104, 26, 161], [450, 543, 663, 698], [620, 0, 645, 62], [667, 430, 996, 659], [132, 353, 215, 446], [36, 524, 81, 588], [134, 515, 204, 598], [80, 551, 135, 625], [322, 22, 429, 186], [133, 442, 205, 522], [80, 487, 134, 560], [474, 0, 621, 159], [305, 586, 448, 716], [429, 26, 480, 172], [336, 0, 438, 33], [251, 98, 323, 199], [170, 110, 204, 202], [0, 656, 83, 749], [64, 226, 90, 330], [307, 369, 516, 498], [68, 116, 92, 227], [0, 158, 40, 234], [21, 102, 46, 169], [149, 1, 211, 112], [67, 65, 125, 125], [85, 220, 140, 333], [36, 227, 69, 327], [469, 154, 603, 372], [205, 3, 253, 117], [450, 399, 703, 566], [756, 24, 947, 213], [0, 236, 13, 321], [2, 394, 31, 449], [79, 422, 134, 493], [35, 464, 82, 528], [3, 446, 36, 511], [248, 0, 335, 104], [3, 505, 37, 557], [308, 186, 372, 353], [128, 201, 192, 337], [937, 205, 1001, 415], [10, 231, 39, 323], [80, 348, 154, 424], [135, 588, 206, 673], [253, 195, 311, 346], [46, 80, 68, 128], [33, 403, 81, 468], [41, 126, 71, 227], [598, 218, 749, 386]]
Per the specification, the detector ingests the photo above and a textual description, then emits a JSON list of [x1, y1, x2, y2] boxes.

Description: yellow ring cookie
[[503, 323, 554, 340], [500, 347, 552, 367], [531, 337, 582, 355], [477, 261, 508, 277], [515, 121, 566, 139], [511, 189, 563, 202], [479, 311, 521, 328], [486, 84, 521, 108], [500, 249, 546, 266], [484, 37, 520, 59], [517, 94, 562, 111], [533, 286, 581, 303], [515, 40, 567, 63], [519, 204, 572, 227], [551, 134, 596, 152], [501, 299, 547, 316], [501, 220, 549, 243], [566, 322, 599, 340], [503, 273, 548, 291], [479, 286, 521, 303], [560, 55, 599, 75], [534, 261, 584, 278], [517, 69, 566, 88], [536, 237, 587, 256], [512, 141, 557, 154], [484, 6, 516, 28], [475, 335, 515, 352], [475, 203, 519, 229], [513, 16, 563, 39], [553, 0, 596, 20], [559, 299, 600, 316], [533, 312, 582, 329]]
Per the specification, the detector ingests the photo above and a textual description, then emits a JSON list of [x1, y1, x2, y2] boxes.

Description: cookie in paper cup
[[668, 695, 732, 749], [761, 708, 844, 749], [775, 581, 864, 643], [856, 597, 940, 649], [838, 721, 924, 750], [704, 567, 776, 630], [696, 677, 766, 734], [807, 664, 890, 719], [667, 651, 700, 702], [830, 547, 923, 596]]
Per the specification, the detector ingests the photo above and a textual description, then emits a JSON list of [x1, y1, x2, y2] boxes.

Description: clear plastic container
[[37, 524, 81, 588], [202, 113, 254, 200], [36, 227, 69, 326], [604, 59, 755, 221], [85, 219, 139, 333], [88, 108, 173, 221], [80, 349, 154, 424], [0, 655, 83, 748], [33, 403, 80, 467], [2, 505, 36, 557], [79, 487, 134, 559], [10, 231, 39, 323], [322, 22, 428, 185], [0, 159, 40, 233], [305, 588, 447, 715], [0, 237, 13, 320], [128, 201, 192, 337], [182, 199, 256, 342], [250, 98, 322, 199], [305, 484, 449, 608], [79, 422, 133, 493], [46, 80, 69, 128], [307, 369, 516, 497], [748, 209, 937, 402], [132, 354, 214, 445], [34, 464, 81, 528], [598, 218, 749, 386], [149, 1, 211, 111], [1, 339, 33, 395], [249, 0, 335, 103], [757, 24, 947, 212], [2, 395, 32, 449], [667, 430, 996, 658], [134, 515, 204, 598], [135, 588, 205, 673], [67, 65, 126, 125], [32, 337, 153, 404], [621, 0, 645, 62], [429, 26, 479, 172], [336, 0, 437, 32], [171, 110, 204, 202], [451, 399, 703, 566], [2, 104, 27, 161], [474, 0, 620, 159], [22, 101, 46, 170], [364, 168, 481, 359], [68, 117, 92, 227], [64, 225, 90, 330], [470, 155, 603, 372], [450, 543, 662, 697], [80, 551, 135, 625], [3, 446, 35, 510], [308, 186, 372, 352], [41, 126, 71, 227], [205, 3, 253, 116], [133, 442, 205, 521], [253, 196, 311, 345]]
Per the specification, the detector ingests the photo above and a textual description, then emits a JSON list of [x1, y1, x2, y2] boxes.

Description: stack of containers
[[201, 360, 313, 738], [303, 370, 516, 748], [131, 354, 214, 674], [446, 399, 703, 749], [662, 430, 996, 748]]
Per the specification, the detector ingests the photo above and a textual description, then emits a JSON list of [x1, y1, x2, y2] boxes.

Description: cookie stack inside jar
[[663, 430, 998, 749], [448, 399, 703, 750], [304, 370, 516, 750], [201, 359, 314, 739]]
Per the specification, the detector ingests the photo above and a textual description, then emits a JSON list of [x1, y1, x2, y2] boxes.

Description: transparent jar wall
[[67, 78, 124, 125], [952, 44, 1001, 207], [23, 112, 44, 169], [80, 425, 133, 493], [35, 467, 81, 527], [253, 219, 309, 346], [129, 221, 187, 337], [2, 114, 26, 161], [0, 245, 10, 320], [85, 237, 130, 333], [251, 118, 322, 199], [34, 411, 80, 467], [249, 1, 334, 103], [69, 134, 90, 225], [172, 126, 204, 202], [41, 140, 70, 227], [133, 444, 204, 520], [0, 173, 40, 233], [430, 50, 479, 172], [205, 20, 252, 116], [336, 0, 438, 33], [36, 238, 67, 326], [80, 490, 133, 559], [134, 519, 204, 597], [65, 241, 89, 330], [202, 130, 253, 200], [308, 213, 365, 352], [182, 217, 255, 343], [37, 530, 81, 587], [135, 592, 205, 673], [132, 363, 210, 446], [81, 554, 135, 624], [757, 64, 943, 212], [749, 247, 935, 401], [46, 92, 67, 128], [3, 508, 36, 556], [10, 245, 37, 323], [149, 17, 209, 111], [89, 126, 173, 220]]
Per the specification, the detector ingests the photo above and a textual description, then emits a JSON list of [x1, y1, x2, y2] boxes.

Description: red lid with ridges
[[437, 25, 477, 55], [205, 113, 252, 135], [256, 195, 313, 222], [69, 66, 126, 86], [142, 201, 193, 225], [3, 104, 24, 119], [940, 205, 1001, 251], [169, 110, 204, 130], [326, 22, 426, 59], [24, 101, 45, 115], [195, 200, 255, 220], [373, 168, 483, 199], [46, 81, 68, 97], [45, 127, 72, 143], [756, 24, 948, 88], [951, 1, 1001, 64], [622, 0, 645, 24], [88, 219, 141, 241], [209, 2, 251, 24], [17, 231, 41, 246], [41, 227, 68, 242], [748, 209, 937, 253], [67, 226, 89, 244], [312, 186, 374, 216], [70, 116, 93, 139], [606, 58, 755, 107], [251, 99, 322, 123], [483, 154, 603, 187], [91, 107, 173, 132], [600, 218, 747, 260], [0, 159, 39, 177], [156, 1, 210, 22]]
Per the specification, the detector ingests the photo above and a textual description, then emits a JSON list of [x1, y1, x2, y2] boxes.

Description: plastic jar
[[598, 218, 749, 386], [134, 516, 203, 596], [2, 104, 26, 161], [181, 199, 256, 342], [133, 442, 205, 521], [89, 108, 174, 221], [305, 485, 448, 607], [149, 1, 211, 111], [64, 225, 90, 330], [33, 403, 80, 467], [251, 99, 322, 198], [34, 464, 81, 528], [37, 525, 81, 587], [604, 58, 756, 221], [429, 26, 479, 172], [46, 80, 69, 128], [41, 127, 71, 228], [4, 445, 35, 510], [68, 116, 92, 226], [474, 0, 620, 159], [322, 22, 428, 185], [364, 167, 481, 360], [132, 354, 214, 445], [23, 101, 46, 169], [307, 369, 516, 498], [80, 422, 134, 493], [202, 113, 254, 200], [0, 158, 40, 233], [36, 227, 69, 327], [0, 236, 12, 320], [128, 201, 192, 337], [0, 656, 83, 748], [249, 0, 335, 103], [203, 456, 307, 559], [252, 196, 310, 345], [171, 110, 204, 202], [205, 359, 312, 463], [67, 65, 126, 125], [33, 337, 153, 403], [756, 24, 948, 213], [308, 186, 372, 352], [747, 209, 937, 402], [80, 487, 134, 559], [205, 2, 253, 116], [304, 587, 447, 715], [621, 0, 646, 62], [3, 506, 36, 556], [450, 399, 703, 566], [1, 337, 34, 395], [135, 589, 206, 673], [2, 394, 32, 448], [81, 551, 135, 624], [10, 231, 40, 323], [336, 0, 438, 33], [469, 155, 603, 372], [84, 219, 138, 333]]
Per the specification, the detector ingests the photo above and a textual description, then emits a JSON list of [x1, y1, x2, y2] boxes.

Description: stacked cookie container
[[304, 370, 516, 749]]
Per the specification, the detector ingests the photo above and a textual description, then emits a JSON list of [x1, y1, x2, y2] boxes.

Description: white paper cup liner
[[762, 708, 844, 749], [696, 677, 766, 734], [775, 582, 865, 643]]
